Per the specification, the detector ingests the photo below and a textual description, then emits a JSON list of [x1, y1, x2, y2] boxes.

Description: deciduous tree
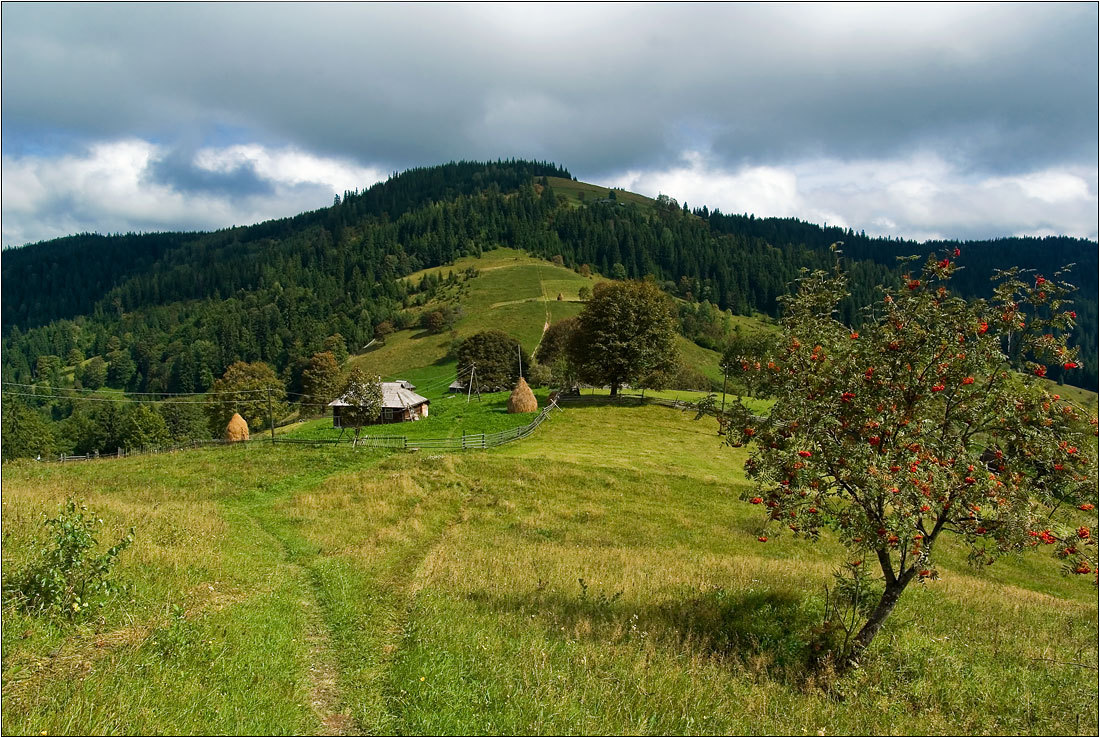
[[568, 280, 679, 395], [300, 351, 341, 413], [723, 252, 1098, 666], [457, 330, 525, 391], [338, 368, 383, 445], [207, 361, 286, 434]]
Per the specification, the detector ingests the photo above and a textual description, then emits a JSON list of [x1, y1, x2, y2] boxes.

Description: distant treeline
[[3, 158, 1096, 408]]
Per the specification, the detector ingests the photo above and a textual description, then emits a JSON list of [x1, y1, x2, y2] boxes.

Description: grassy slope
[[351, 248, 592, 381], [2, 402, 1095, 735], [321, 246, 733, 439], [544, 176, 658, 209]]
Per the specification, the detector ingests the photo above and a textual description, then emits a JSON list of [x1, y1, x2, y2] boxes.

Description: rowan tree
[[723, 251, 1098, 665]]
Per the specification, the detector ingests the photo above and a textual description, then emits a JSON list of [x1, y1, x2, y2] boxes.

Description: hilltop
[[3, 159, 1096, 401]]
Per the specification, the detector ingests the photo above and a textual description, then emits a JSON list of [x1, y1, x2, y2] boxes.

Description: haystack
[[507, 377, 538, 413], [225, 412, 250, 442], [557, 292, 564, 301]]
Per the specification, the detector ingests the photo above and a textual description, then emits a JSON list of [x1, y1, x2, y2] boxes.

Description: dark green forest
[[3, 159, 1096, 425]]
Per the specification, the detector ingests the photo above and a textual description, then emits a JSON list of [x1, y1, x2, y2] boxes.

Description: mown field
[[3, 402, 1096, 735]]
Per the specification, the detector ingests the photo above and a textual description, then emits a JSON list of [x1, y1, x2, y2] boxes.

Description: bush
[[3, 500, 134, 619], [526, 363, 553, 388]]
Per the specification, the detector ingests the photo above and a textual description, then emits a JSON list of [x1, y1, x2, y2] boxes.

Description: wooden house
[[328, 381, 430, 427]]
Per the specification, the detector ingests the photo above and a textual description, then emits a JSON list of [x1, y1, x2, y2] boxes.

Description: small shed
[[448, 380, 467, 393], [329, 382, 430, 427]]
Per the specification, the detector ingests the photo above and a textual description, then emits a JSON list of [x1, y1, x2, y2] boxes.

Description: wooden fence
[[275, 399, 559, 450], [36, 400, 561, 462], [44, 438, 265, 463]]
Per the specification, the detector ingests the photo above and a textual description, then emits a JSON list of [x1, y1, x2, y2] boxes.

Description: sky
[[2, 2, 1097, 248]]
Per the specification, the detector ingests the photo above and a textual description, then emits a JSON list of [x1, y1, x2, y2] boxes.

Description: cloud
[[611, 151, 1099, 242], [1, 141, 385, 247], [0, 3, 1096, 244]]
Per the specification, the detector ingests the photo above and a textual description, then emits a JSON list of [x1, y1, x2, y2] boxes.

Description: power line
[[2, 391, 234, 405], [2, 382, 270, 397]]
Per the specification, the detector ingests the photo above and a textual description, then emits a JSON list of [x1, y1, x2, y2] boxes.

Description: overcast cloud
[[2, 2, 1096, 247]]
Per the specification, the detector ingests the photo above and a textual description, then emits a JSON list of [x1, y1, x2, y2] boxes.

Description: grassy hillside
[[2, 403, 1095, 735], [348, 246, 731, 394], [545, 177, 657, 209]]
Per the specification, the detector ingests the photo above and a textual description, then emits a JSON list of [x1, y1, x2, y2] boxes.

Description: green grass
[[353, 246, 757, 396], [1039, 378, 1099, 411], [545, 177, 656, 209], [3, 401, 1095, 735], [283, 387, 550, 442], [5, 245, 1095, 734], [353, 248, 592, 382]]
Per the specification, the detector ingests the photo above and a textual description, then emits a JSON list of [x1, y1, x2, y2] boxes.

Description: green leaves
[[2, 500, 134, 620], [568, 280, 679, 394], [723, 250, 1098, 652], [339, 368, 384, 435]]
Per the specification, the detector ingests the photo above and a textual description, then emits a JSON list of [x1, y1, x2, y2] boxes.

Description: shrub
[[3, 500, 134, 619]]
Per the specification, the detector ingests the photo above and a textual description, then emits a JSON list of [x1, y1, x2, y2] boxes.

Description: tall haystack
[[507, 377, 538, 413], [556, 292, 564, 301], [225, 412, 250, 442]]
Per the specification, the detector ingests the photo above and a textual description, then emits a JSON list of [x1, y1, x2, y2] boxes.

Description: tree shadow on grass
[[468, 584, 820, 678]]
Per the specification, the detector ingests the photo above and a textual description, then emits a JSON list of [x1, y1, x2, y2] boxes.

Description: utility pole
[[267, 387, 275, 445], [467, 364, 475, 404], [517, 345, 523, 379]]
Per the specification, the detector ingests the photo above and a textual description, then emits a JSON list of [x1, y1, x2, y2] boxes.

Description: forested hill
[[3, 159, 1096, 393]]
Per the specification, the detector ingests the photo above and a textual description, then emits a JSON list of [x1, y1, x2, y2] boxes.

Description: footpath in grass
[[2, 403, 1096, 735], [1, 446, 374, 735]]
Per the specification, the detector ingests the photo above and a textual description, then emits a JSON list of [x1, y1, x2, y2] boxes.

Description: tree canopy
[[206, 361, 286, 433], [457, 330, 525, 392], [338, 368, 383, 444], [300, 351, 341, 412], [723, 251, 1098, 664], [568, 280, 679, 395]]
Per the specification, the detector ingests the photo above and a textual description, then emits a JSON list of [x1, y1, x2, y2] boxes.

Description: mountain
[[3, 159, 1096, 394]]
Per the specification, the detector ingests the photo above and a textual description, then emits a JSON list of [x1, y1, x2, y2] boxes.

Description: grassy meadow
[[350, 246, 730, 399], [3, 401, 1096, 735], [4, 246, 1096, 734]]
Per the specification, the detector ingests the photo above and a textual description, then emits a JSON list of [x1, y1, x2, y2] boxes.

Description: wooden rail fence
[[35, 400, 561, 462]]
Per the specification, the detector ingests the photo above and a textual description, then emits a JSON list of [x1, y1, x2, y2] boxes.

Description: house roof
[[329, 382, 430, 409]]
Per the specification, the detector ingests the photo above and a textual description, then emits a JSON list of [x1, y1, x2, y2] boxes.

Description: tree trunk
[[847, 578, 909, 666], [610, 382, 619, 396]]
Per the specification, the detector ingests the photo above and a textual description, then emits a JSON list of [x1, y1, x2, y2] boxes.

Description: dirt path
[[530, 263, 553, 361], [232, 480, 358, 736], [298, 587, 354, 735]]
